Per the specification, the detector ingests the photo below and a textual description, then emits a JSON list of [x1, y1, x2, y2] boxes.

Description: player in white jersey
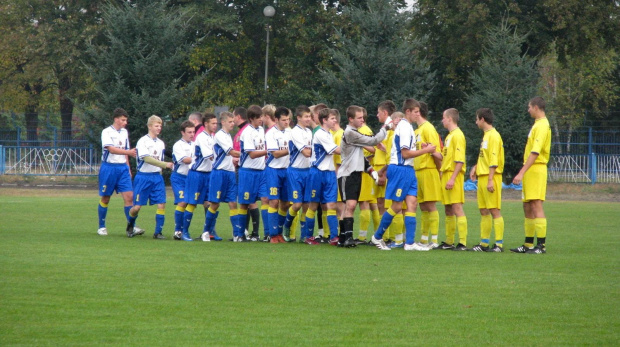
[[203, 112, 243, 241], [171, 121, 195, 239], [97, 108, 141, 237], [282, 106, 314, 243], [264, 106, 292, 243], [126, 115, 174, 239], [371, 99, 436, 251], [237, 105, 268, 241], [302, 108, 342, 245]]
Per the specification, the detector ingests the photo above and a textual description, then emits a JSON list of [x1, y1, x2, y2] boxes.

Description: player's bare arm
[[513, 152, 539, 185]]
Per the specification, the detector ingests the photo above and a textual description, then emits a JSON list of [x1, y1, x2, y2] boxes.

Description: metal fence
[[548, 154, 620, 183], [0, 145, 100, 176]]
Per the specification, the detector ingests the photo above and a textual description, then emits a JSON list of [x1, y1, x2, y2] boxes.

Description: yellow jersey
[[359, 125, 374, 165], [414, 121, 441, 170], [440, 127, 466, 174], [331, 128, 344, 165], [373, 129, 394, 167], [476, 127, 504, 176], [524, 117, 551, 165]]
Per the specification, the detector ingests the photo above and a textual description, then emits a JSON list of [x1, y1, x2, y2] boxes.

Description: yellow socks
[[494, 217, 504, 248], [525, 218, 535, 248], [480, 214, 492, 247], [535, 218, 547, 246], [429, 210, 439, 244], [445, 215, 456, 245], [420, 211, 430, 244], [457, 216, 468, 246], [359, 209, 371, 240]]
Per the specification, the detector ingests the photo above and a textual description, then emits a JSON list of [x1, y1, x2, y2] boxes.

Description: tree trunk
[[58, 75, 74, 146], [24, 82, 43, 145]]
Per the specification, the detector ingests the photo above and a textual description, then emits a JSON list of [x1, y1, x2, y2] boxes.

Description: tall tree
[[321, 0, 435, 127], [84, 0, 205, 145], [463, 20, 539, 180]]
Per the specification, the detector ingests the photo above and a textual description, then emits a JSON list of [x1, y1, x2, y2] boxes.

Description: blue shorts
[[265, 166, 288, 201], [170, 172, 187, 204], [238, 168, 267, 204], [184, 170, 210, 205], [304, 167, 338, 204], [133, 172, 166, 205], [98, 162, 132, 196], [385, 165, 418, 202], [287, 167, 310, 203], [208, 169, 237, 203]]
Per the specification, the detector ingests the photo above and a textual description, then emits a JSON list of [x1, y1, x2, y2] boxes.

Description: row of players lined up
[[97, 97, 551, 254]]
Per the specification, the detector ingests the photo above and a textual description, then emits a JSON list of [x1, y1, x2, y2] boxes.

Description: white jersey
[[190, 131, 214, 172], [289, 125, 313, 169], [311, 128, 338, 171], [136, 134, 166, 173], [101, 126, 130, 164], [212, 129, 235, 172], [172, 139, 194, 175], [266, 126, 291, 169], [240, 125, 266, 170], [390, 120, 416, 166]]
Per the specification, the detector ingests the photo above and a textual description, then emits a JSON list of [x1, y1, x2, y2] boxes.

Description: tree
[[84, 0, 205, 146], [463, 20, 539, 181], [321, 0, 435, 128]]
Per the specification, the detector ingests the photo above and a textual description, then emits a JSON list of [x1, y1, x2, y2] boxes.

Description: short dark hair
[[202, 113, 216, 125], [419, 101, 429, 118], [113, 108, 128, 119], [402, 98, 420, 112], [318, 108, 331, 125], [295, 105, 311, 118], [233, 107, 247, 121], [180, 120, 195, 132], [378, 100, 396, 115], [476, 108, 494, 125], [247, 105, 263, 120], [330, 109, 341, 122], [313, 103, 328, 115], [529, 96, 546, 111], [346, 105, 363, 120], [444, 108, 459, 124], [275, 107, 290, 120]]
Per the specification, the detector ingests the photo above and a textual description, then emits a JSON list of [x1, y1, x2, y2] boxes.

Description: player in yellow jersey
[[469, 108, 505, 252], [357, 110, 381, 244], [511, 97, 551, 254], [413, 102, 443, 248], [330, 109, 345, 236], [436, 108, 468, 251]]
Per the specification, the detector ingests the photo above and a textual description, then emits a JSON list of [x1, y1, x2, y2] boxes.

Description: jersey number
[[195, 192, 200, 200], [244, 192, 250, 200], [101, 185, 107, 192], [395, 189, 402, 197], [217, 191, 221, 199], [311, 190, 316, 198], [293, 191, 298, 199], [179, 191, 184, 199], [136, 194, 140, 202], [270, 187, 278, 195]]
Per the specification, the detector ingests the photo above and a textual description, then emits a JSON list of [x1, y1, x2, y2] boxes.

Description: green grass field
[[1, 188, 619, 346]]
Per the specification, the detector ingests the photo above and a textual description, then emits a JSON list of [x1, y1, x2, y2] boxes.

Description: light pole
[[263, 5, 275, 102]]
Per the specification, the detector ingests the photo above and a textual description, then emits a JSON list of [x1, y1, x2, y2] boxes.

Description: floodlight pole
[[263, 6, 275, 105]]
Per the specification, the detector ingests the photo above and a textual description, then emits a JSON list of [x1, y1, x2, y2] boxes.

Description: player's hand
[[513, 173, 523, 185], [166, 162, 173, 170], [377, 143, 386, 152], [371, 170, 379, 184], [487, 182, 495, 193], [127, 148, 137, 158], [424, 143, 436, 153], [378, 175, 387, 186], [469, 166, 477, 181], [446, 179, 454, 190]]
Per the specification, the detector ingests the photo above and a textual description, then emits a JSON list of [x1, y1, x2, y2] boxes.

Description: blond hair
[[147, 115, 162, 127]]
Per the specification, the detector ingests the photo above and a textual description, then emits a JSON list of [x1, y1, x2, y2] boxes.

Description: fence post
[[589, 153, 597, 184], [16, 127, 21, 162], [53, 127, 57, 147], [0, 145, 4, 175], [588, 127, 593, 155]]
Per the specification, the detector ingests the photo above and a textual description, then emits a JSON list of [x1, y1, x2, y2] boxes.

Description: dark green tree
[[463, 20, 539, 181], [84, 0, 204, 145], [320, 0, 434, 128]]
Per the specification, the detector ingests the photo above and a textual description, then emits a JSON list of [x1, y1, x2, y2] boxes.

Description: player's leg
[[452, 202, 468, 250], [151, 175, 167, 239]]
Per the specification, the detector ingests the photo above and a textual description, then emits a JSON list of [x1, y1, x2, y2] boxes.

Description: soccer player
[[379, 111, 405, 247], [97, 108, 141, 237], [180, 113, 217, 241], [511, 96, 551, 254], [303, 108, 341, 244], [469, 108, 505, 252], [414, 102, 443, 248], [338, 105, 387, 247], [237, 105, 268, 242], [373, 101, 397, 215], [330, 109, 345, 227], [126, 115, 174, 239], [283, 106, 314, 244], [309, 103, 329, 239], [188, 111, 204, 141], [203, 112, 243, 241], [371, 98, 436, 251], [171, 121, 195, 240], [265, 106, 292, 243], [436, 108, 468, 251], [357, 113, 381, 245]]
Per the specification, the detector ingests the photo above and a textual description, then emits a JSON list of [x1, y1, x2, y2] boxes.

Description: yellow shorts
[[522, 164, 547, 202], [441, 171, 464, 205], [477, 174, 502, 210], [416, 168, 442, 203], [359, 172, 377, 203]]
